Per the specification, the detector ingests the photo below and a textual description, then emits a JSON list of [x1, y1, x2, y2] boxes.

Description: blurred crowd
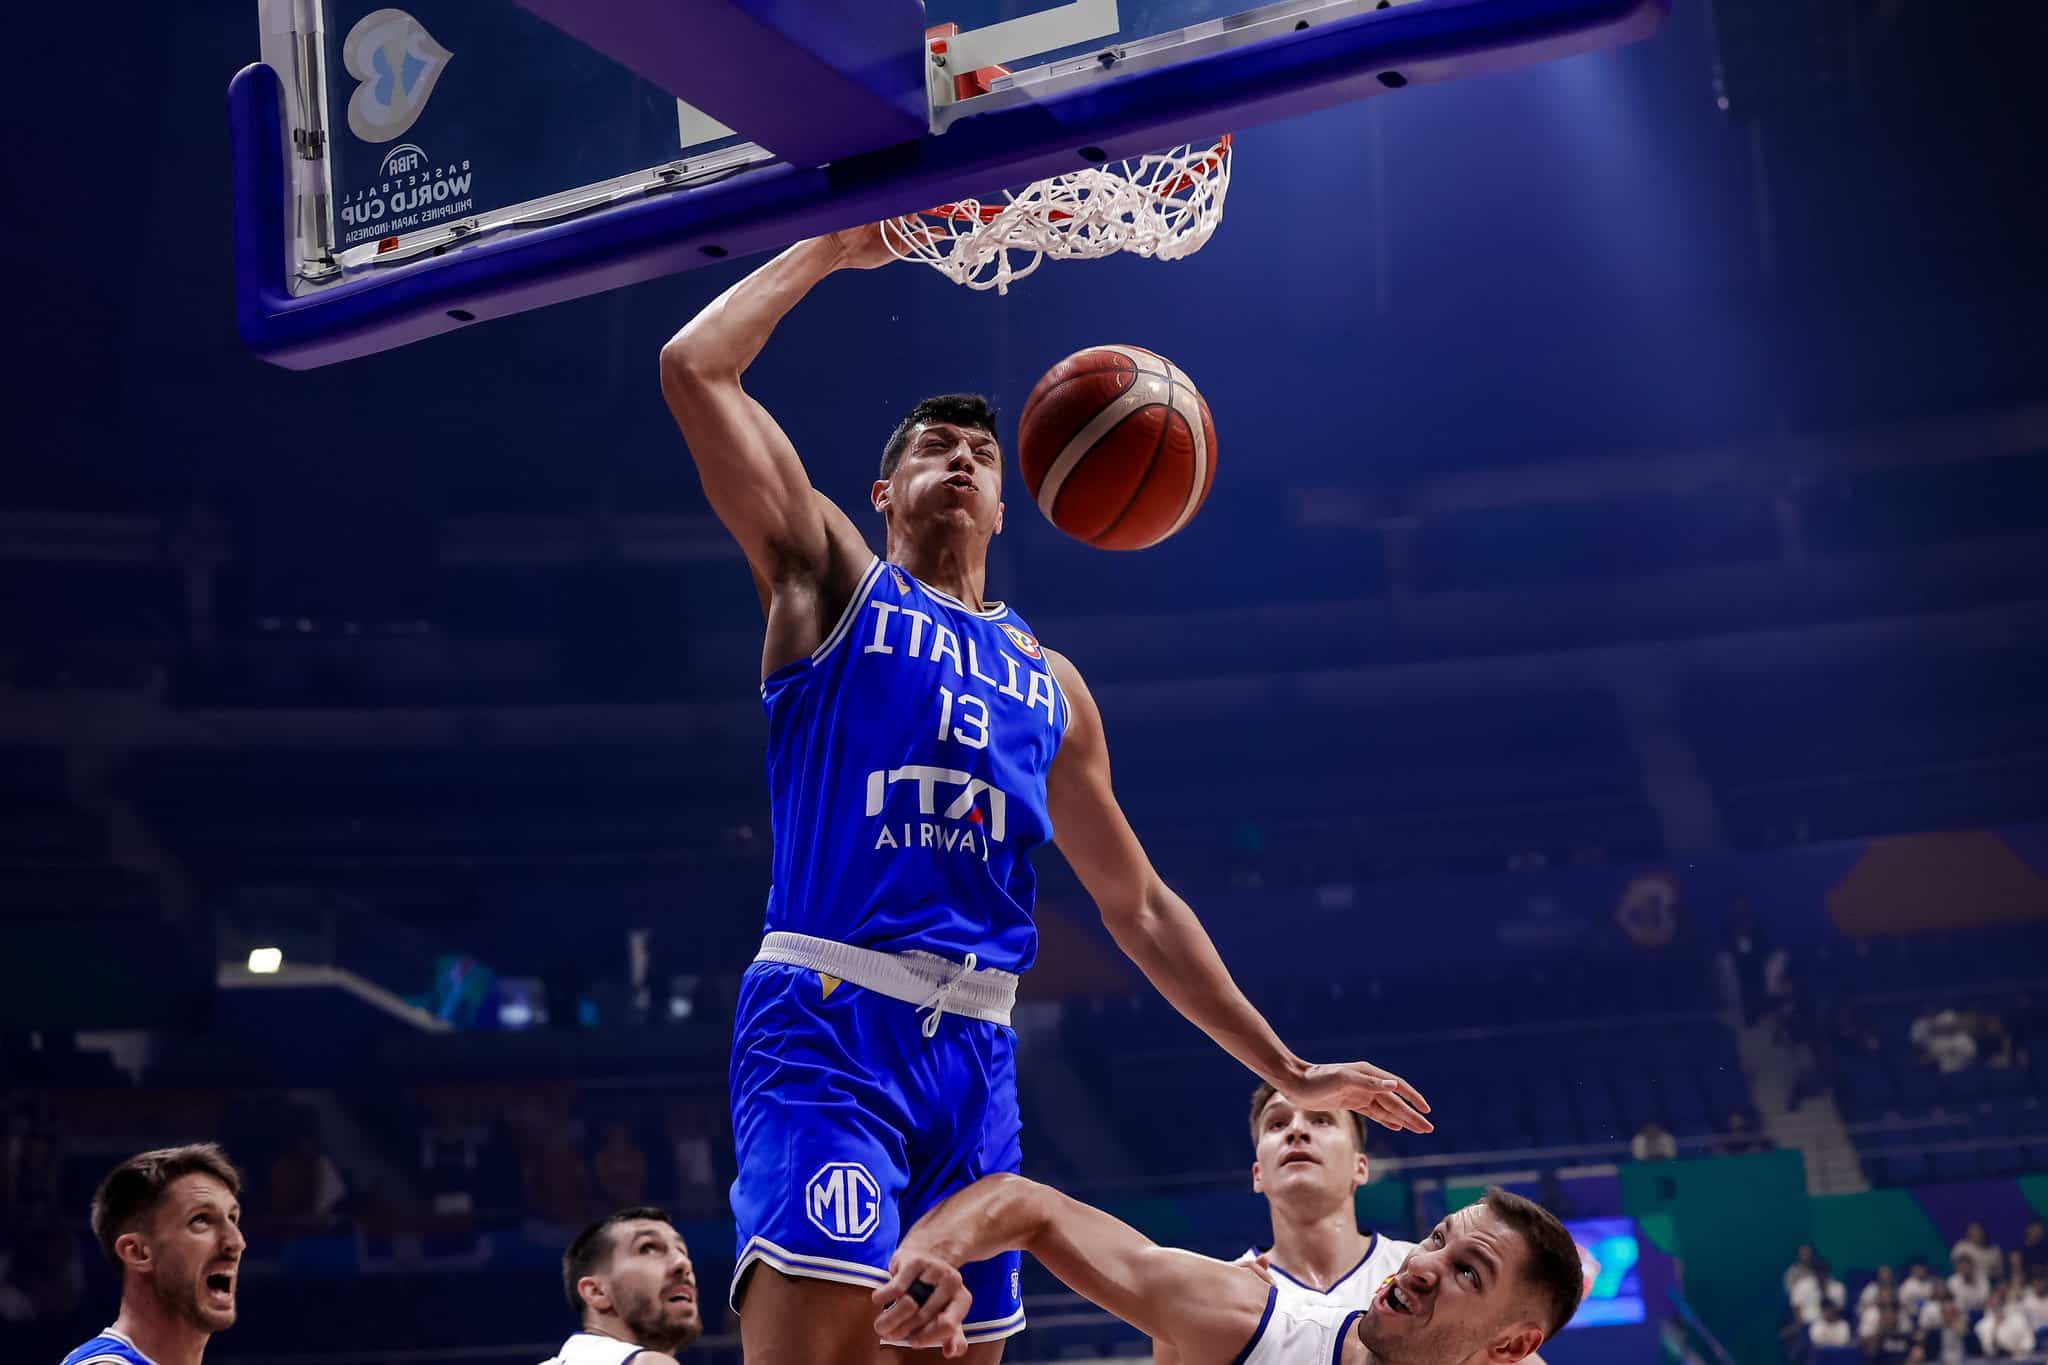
[[1783, 1221, 2048, 1362]]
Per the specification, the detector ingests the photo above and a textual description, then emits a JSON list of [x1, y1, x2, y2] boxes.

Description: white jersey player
[[1217, 1084, 1414, 1335], [543, 1208, 702, 1365], [1178, 1084, 1545, 1365], [873, 1173, 1584, 1364]]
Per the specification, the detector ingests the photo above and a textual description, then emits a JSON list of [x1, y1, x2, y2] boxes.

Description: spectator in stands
[[0, 1211, 85, 1322], [1912, 1011, 1978, 1073], [521, 1114, 597, 1230], [1949, 1258, 1990, 1313], [1924, 1299, 1973, 1364], [1859, 1270, 1899, 1332], [1897, 1261, 1936, 1318], [1722, 898, 1770, 1025], [1914, 1283, 1952, 1333], [545, 1207, 701, 1364], [2018, 1270, 2048, 1333], [1967, 1012, 2015, 1069], [2023, 1219, 2048, 1280], [1952, 1223, 2003, 1283], [1809, 1299, 1853, 1347], [268, 1133, 347, 1224], [1834, 1003, 1880, 1057], [666, 1105, 720, 1219], [1975, 1287, 2034, 1358], [1630, 1120, 1678, 1162], [1864, 1305, 1915, 1365], [1714, 1110, 1768, 1155], [593, 1123, 648, 1209], [1787, 1244, 1821, 1297], [1794, 1258, 1850, 1324]]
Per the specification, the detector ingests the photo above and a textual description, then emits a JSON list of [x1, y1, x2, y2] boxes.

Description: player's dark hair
[[1481, 1186, 1584, 1339], [1247, 1081, 1368, 1153], [880, 393, 1000, 478], [563, 1206, 675, 1313], [90, 1143, 243, 1269]]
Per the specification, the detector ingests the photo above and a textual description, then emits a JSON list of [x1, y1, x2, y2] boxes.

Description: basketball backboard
[[236, 0, 1667, 368]]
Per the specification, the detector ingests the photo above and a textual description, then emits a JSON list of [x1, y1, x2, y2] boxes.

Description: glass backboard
[[238, 0, 1667, 367]]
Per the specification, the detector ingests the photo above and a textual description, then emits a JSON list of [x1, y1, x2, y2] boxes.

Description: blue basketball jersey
[[760, 558, 1068, 974], [62, 1331, 156, 1365]]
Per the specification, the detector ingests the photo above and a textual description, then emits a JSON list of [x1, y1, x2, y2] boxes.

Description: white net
[[883, 137, 1232, 295]]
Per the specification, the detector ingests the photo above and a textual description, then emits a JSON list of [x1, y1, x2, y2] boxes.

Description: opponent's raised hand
[[872, 1245, 972, 1357], [1283, 1061, 1433, 1134]]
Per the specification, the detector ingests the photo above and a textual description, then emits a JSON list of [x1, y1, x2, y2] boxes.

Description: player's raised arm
[[657, 226, 891, 614], [872, 1174, 1270, 1360], [1043, 649, 1434, 1136]]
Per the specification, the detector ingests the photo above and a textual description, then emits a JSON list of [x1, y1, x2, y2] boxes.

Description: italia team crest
[[1000, 623, 1042, 658]]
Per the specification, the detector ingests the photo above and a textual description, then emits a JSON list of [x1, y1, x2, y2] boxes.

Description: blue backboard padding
[[512, 0, 927, 168], [234, 0, 1667, 368]]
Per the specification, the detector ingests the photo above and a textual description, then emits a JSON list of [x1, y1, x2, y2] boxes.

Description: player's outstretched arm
[[658, 227, 891, 619], [872, 1174, 1270, 1361], [1043, 649, 1434, 1136]]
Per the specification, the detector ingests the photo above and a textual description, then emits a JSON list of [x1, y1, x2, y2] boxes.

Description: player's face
[[1355, 1208, 1546, 1365], [1251, 1096, 1365, 1205], [600, 1219, 702, 1353], [138, 1174, 244, 1333], [883, 422, 1005, 537]]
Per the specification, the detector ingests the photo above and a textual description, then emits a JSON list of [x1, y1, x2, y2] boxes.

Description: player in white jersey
[[1156, 1085, 1546, 1365], [541, 1207, 703, 1365], [872, 1174, 1581, 1363]]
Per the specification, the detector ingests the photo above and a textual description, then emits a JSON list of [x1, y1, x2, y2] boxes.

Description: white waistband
[[754, 932, 1016, 1030]]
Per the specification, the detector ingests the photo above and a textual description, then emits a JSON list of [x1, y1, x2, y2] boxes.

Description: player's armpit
[[659, 238, 872, 621], [659, 353, 868, 604]]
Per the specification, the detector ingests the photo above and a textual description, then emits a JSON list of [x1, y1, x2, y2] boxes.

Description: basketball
[[1017, 344, 1218, 550]]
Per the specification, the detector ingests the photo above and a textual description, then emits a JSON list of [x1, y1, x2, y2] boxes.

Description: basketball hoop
[[883, 136, 1232, 295]]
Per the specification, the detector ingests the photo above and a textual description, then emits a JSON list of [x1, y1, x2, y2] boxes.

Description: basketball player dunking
[[659, 221, 1431, 1365]]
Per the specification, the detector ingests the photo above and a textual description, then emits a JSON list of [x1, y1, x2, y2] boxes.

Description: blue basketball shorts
[[727, 960, 1026, 1343]]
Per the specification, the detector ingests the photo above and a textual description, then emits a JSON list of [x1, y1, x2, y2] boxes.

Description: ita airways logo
[[999, 623, 1042, 659], [343, 9, 453, 143], [804, 1161, 881, 1243]]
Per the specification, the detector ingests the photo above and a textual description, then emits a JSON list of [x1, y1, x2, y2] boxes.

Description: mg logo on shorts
[[805, 1161, 881, 1243]]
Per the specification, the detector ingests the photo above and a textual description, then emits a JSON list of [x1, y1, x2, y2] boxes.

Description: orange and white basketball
[[1016, 344, 1217, 550]]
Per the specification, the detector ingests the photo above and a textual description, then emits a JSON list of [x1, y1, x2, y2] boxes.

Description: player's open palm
[[1284, 1061, 1434, 1134]]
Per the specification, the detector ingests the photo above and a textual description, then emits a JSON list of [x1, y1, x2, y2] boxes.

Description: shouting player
[[876, 1173, 1581, 1363], [61, 1144, 244, 1365], [659, 222, 1432, 1365]]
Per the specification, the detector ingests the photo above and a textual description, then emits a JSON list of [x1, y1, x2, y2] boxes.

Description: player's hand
[[872, 1246, 972, 1357], [1284, 1061, 1434, 1134], [822, 221, 924, 271]]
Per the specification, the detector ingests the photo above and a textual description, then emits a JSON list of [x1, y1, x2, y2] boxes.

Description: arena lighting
[[247, 947, 284, 974]]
